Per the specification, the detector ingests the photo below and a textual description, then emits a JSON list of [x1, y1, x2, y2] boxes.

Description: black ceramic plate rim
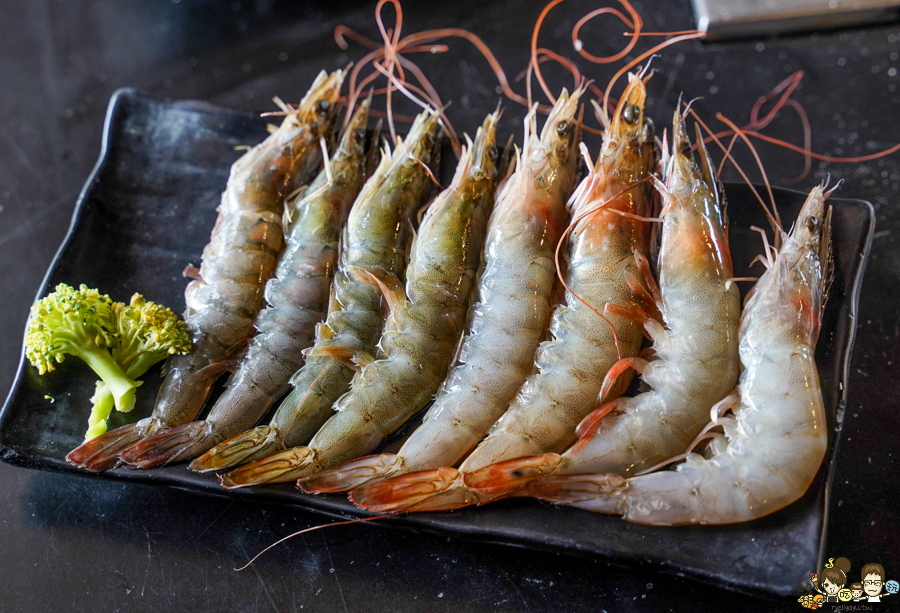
[[816, 188, 874, 585], [0, 88, 876, 601]]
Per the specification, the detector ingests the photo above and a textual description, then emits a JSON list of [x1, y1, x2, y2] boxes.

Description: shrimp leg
[[352, 72, 657, 513], [223, 111, 500, 487], [301, 89, 583, 494], [117, 97, 375, 468], [527, 185, 833, 525], [193, 108, 442, 478], [67, 70, 345, 472]]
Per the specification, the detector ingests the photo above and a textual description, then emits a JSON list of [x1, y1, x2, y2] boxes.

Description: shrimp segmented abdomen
[[284, 112, 501, 481], [303, 95, 583, 496], [195, 109, 442, 478], [530, 186, 832, 526], [95, 72, 349, 473], [458, 75, 656, 475], [551, 113, 742, 478]]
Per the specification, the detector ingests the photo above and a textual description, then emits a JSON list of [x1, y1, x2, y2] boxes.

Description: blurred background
[[1, 1, 899, 611]]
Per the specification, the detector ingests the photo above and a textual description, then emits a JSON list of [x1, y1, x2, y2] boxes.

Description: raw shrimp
[[117, 97, 374, 468], [527, 184, 833, 525], [300, 89, 583, 494], [67, 69, 345, 472], [189, 108, 441, 475], [223, 111, 500, 487], [465, 110, 741, 497], [352, 72, 656, 513]]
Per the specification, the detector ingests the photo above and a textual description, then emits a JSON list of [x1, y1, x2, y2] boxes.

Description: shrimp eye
[[556, 120, 573, 137], [356, 129, 366, 142], [642, 117, 655, 138], [317, 99, 331, 113], [422, 135, 434, 150], [623, 104, 640, 124], [806, 215, 819, 231], [487, 144, 498, 161]]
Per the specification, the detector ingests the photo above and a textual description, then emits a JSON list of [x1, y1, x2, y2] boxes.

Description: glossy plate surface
[[0, 89, 874, 598]]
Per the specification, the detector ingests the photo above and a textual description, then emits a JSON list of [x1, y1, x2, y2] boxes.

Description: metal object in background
[[692, 0, 900, 39]]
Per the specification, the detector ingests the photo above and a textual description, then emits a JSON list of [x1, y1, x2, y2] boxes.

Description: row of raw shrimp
[[69, 67, 832, 527], [68, 66, 493, 480]]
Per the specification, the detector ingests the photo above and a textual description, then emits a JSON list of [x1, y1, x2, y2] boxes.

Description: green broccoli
[[25, 284, 191, 440], [84, 293, 191, 438]]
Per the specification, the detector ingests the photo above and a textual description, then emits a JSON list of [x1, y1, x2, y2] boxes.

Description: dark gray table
[[2, 1, 898, 611]]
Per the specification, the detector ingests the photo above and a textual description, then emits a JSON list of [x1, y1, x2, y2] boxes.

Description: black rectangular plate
[[0, 89, 874, 599]]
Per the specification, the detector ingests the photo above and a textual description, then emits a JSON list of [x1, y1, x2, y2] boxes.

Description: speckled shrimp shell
[[223, 111, 500, 488], [66, 69, 345, 472], [117, 96, 375, 469], [465, 108, 741, 497], [527, 184, 833, 526], [300, 89, 583, 495], [189, 107, 442, 477], [351, 73, 657, 514]]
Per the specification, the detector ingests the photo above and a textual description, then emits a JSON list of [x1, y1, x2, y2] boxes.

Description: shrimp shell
[[227, 112, 499, 487], [527, 185, 833, 525], [465, 110, 742, 496], [301, 90, 583, 494], [202, 108, 442, 481], [67, 69, 345, 472], [351, 73, 657, 513], [460, 75, 655, 471], [117, 97, 375, 469]]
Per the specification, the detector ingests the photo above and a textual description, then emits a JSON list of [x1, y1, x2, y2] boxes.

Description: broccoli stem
[[72, 346, 141, 413], [85, 382, 115, 439], [82, 355, 163, 439]]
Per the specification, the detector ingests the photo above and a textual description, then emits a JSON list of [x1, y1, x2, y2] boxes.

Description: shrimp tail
[[525, 472, 626, 514], [218, 446, 315, 488], [297, 453, 404, 493], [189, 425, 282, 472], [350, 467, 481, 513], [65, 421, 143, 472], [118, 420, 216, 468], [462, 453, 564, 497]]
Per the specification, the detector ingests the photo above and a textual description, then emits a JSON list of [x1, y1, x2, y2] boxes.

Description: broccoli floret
[[109, 293, 192, 378], [25, 284, 191, 440], [84, 293, 191, 438], [26, 284, 140, 416]]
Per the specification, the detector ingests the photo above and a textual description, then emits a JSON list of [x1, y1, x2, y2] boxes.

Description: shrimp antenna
[[602, 31, 705, 117], [687, 107, 784, 239], [530, 0, 568, 105], [745, 130, 900, 165], [699, 71, 899, 184], [337, 1, 542, 130], [572, 0, 643, 65], [714, 112, 782, 238], [235, 515, 391, 571]]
